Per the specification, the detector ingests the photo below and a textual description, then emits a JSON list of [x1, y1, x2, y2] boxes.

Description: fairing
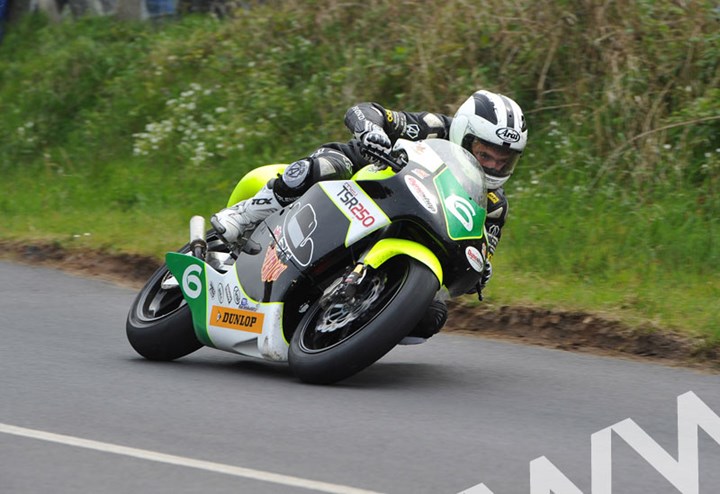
[[167, 139, 490, 362]]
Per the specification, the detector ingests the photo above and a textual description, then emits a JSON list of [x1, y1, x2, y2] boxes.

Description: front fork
[[189, 216, 208, 259], [188, 215, 235, 273], [318, 263, 368, 310], [317, 237, 445, 310]]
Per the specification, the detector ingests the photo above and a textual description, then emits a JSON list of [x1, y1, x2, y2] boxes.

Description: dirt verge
[[2, 239, 717, 372]]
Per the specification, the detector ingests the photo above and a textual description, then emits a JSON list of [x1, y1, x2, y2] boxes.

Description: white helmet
[[449, 90, 528, 189]]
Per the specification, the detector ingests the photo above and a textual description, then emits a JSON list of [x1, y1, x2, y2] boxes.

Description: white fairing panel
[[202, 266, 288, 362]]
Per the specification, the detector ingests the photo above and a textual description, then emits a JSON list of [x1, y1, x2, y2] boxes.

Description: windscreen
[[420, 139, 488, 209]]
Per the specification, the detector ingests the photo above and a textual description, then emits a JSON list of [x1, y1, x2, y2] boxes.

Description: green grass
[[1, 1, 719, 346], [487, 263, 720, 342]]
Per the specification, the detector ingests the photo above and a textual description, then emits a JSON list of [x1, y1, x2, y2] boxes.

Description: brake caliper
[[319, 264, 367, 310]]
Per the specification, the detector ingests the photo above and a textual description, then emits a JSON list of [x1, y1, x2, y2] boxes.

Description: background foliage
[[1, 0, 718, 340]]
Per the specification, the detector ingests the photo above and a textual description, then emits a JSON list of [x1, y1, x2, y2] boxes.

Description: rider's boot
[[210, 184, 281, 244], [400, 298, 448, 345]]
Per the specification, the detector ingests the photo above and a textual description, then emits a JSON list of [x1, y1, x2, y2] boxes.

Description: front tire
[[289, 257, 439, 384], [126, 232, 226, 361]]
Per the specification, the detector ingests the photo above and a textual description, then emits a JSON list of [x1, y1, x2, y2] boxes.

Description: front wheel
[[126, 232, 227, 361], [289, 257, 439, 384]]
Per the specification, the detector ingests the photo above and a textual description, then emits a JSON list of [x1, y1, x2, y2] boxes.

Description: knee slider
[[274, 149, 355, 205], [274, 158, 313, 205]]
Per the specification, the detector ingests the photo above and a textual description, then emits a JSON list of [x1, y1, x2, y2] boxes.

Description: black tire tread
[[289, 258, 438, 384], [126, 246, 203, 361]]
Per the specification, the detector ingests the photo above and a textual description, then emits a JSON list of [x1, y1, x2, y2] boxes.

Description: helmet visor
[[471, 138, 520, 179]]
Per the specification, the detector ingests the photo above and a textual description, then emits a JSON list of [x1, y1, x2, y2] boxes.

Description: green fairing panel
[[433, 168, 486, 241], [165, 252, 213, 347]]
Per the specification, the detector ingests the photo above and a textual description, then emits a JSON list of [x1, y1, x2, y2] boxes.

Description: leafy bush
[[0, 0, 718, 336]]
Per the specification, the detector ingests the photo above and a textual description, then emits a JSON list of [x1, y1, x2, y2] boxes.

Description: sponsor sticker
[[210, 305, 264, 333], [466, 246, 485, 272], [320, 181, 390, 245], [496, 127, 521, 143], [336, 182, 376, 227], [404, 175, 438, 214], [403, 141, 443, 173], [261, 244, 288, 282]]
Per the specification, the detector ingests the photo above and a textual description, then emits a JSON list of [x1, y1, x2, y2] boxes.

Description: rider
[[211, 90, 528, 340]]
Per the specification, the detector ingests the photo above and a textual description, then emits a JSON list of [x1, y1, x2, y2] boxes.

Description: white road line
[[0, 423, 384, 494]]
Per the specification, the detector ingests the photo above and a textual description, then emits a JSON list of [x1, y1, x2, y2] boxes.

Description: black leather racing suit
[[270, 103, 510, 338], [272, 102, 508, 258]]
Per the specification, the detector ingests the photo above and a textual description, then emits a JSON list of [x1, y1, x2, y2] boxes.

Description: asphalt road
[[1, 260, 719, 494]]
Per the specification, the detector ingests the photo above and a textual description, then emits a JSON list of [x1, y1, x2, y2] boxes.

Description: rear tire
[[126, 232, 226, 361], [289, 257, 439, 384], [126, 262, 201, 361]]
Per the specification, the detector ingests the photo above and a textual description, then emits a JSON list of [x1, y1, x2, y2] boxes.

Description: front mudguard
[[362, 238, 443, 287]]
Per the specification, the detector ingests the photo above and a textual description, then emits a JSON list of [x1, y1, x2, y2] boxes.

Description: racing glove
[[356, 121, 392, 157]]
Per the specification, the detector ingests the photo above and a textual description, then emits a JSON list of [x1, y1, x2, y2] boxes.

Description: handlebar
[[361, 146, 408, 173]]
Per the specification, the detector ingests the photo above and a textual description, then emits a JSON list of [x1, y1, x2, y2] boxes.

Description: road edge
[[1, 239, 717, 372]]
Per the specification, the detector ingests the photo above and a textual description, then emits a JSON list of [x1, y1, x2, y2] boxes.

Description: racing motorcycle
[[126, 139, 490, 384]]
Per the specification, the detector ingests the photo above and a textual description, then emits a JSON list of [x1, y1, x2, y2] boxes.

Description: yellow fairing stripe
[[362, 238, 443, 285], [227, 164, 287, 207], [352, 164, 396, 181]]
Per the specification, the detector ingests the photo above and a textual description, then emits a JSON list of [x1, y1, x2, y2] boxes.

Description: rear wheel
[[289, 257, 439, 384], [126, 233, 227, 361]]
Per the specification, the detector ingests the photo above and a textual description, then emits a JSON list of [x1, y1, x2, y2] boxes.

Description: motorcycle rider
[[211, 89, 528, 341]]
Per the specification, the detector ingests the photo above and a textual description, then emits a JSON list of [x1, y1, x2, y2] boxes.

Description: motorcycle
[[126, 138, 490, 384]]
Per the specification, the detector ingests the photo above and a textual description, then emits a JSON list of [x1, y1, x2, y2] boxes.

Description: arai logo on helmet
[[496, 127, 521, 143]]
